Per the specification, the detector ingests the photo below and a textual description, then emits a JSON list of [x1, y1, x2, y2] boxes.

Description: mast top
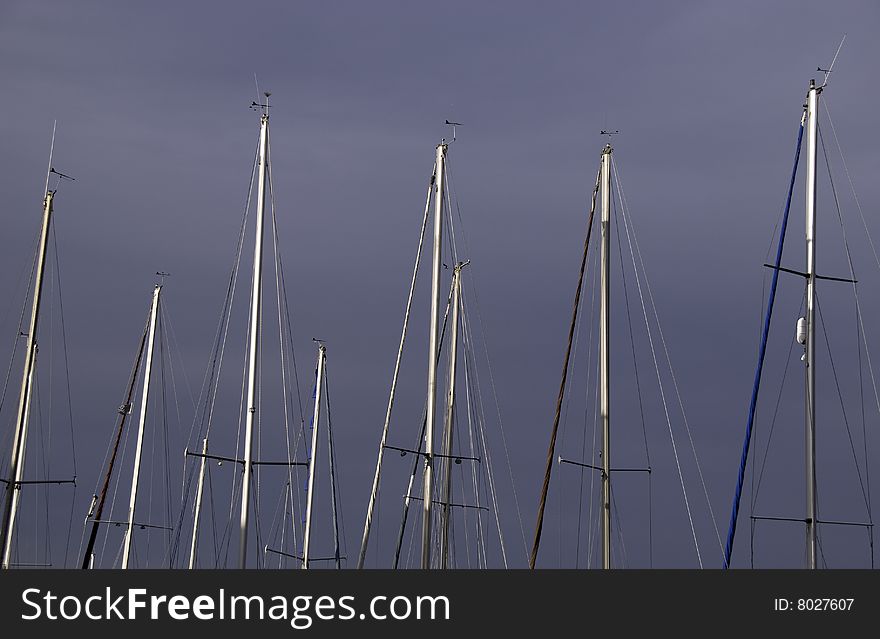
[[45, 167, 74, 200], [250, 91, 272, 118], [444, 119, 462, 143], [600, 130, 617, 154]]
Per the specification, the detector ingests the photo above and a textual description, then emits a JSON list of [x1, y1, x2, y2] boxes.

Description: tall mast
[[326, 369, 341, 570], [239, 107, 270, 569], [0, 190, 55, 569], [187, 437, 209, 569], [302, 344, 326, 569], [600, 143, 612, 570], [422, 142, 447, 569], [529, 165, 602, 569], [121, 284, 162, 569], [804, 79, 819, 569], [2, 352, 36, 569], [357, 167, 436, 569], [439, 263, 463, 569]]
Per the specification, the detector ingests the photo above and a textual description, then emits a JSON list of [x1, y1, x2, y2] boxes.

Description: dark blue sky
[[1, 1, 879, 568]]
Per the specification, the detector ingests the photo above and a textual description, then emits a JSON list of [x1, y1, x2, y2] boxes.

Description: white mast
[[1, 352, 36, 569], [326, 373, 341, 569], [357, 167, 436, 569], [600, 143, 612, 570], [804, 79, 819, 569], [187, 437, 209, 569], [439, 262, 463, 569], [302, 343, 326, 569], [239, 106, 270, 569], [422, 142, 447, 569], [0, 190, 55, 569], [121, 283, 162, 569]]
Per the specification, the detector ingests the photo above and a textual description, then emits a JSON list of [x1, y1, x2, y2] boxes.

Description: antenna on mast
[[250, 92, 272, 114], [818, 34, 846, 88], [445, 119, 462, 142], [50, 168, 75, 182], [47, 167, 76, 194]]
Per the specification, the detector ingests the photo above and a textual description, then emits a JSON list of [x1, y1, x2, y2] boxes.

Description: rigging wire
[[0, 228, 40, 464], [530, 163, 601, 567], [613, 183, 654, 567], [585, 344, 601, 568], [751, 295, 803, 503], [727, 116, 805, 566], [559, 238, 594, 566], [359, 162, 436, 569], [170, 138, 259, 566], [268, 155, 308, 557], [459, 291, 508, 567], [445, 158, 527, 562], [444, 163, 510, 567], [576, 250, 599, 569], [817, 122, 875, 524], [459, 376, 477, 567], [324, 356, 345, 567], [159, 305, 191, 566], [612, 157, 706, 567], [814, 293, 871, 513], [824, 101, 880, 273]]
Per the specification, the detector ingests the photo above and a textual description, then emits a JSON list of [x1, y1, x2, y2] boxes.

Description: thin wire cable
[[817, 124, 875, 522], [752, 296, 803, 502], [815, 293, 871, 513], [614, 189, 654, 567], [576, 250, 600, 568], [445, 159, 527, 561], [612, 157, 705, 567]]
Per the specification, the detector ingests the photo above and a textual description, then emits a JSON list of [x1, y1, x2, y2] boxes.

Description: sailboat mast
[[187, 437, 209, 569], [600, 143, 612, 570], [2, 352, 37, 569], [326, 372, 341, 570], [82, 307, 150, 568], [422, 142, 447, 569], [239, 110, 270, 569], [0, 190, 55, 570], [357, 167, 436, 569], [804, 79, 819, 569], [439, 263, 462, 569], [121, 283, 162, 569], [302, 344, 326, 569]]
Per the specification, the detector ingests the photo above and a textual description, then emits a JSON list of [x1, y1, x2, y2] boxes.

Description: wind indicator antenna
[[818, 34, 846, 89], [251, 91, 272, 115], [156, 271, 171, 286], [50, 168, 75, 181], [47, 167, 76, 195], [601, 129, 619, 141], [445, 119, 462, 143]]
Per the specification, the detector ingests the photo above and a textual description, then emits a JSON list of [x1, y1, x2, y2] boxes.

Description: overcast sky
[[2, 1, 880, 569]]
